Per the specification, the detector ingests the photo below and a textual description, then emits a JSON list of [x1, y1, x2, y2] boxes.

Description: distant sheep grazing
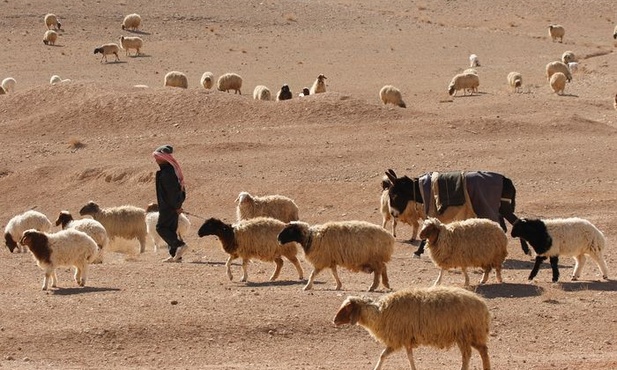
[[50, 75, 71, 85], [507, 71, 523, 93], [200, 72, 214, 89], [44, 13, 61, 30], [20, 229, 98, 290], [545, 61, 572, 82], [333, 286, 491, 370], [309, 74, 327, 94], [43, 30, 58, 46], [448, 72, 479, 96], [419, 217, 508, 287], [93, 43, 120, 63], [4, 210, 53, 253], [217, 72, 243, 94], [561, 51, 576, 64], [197, 217, 304, 282], [511, 217, 609, 282], [469, 53, 480, 67], [379, 85, 406, 108], [253, 85, 272, 101], [236, 191, 299, 223], [118, 36, 143, 56], [164, 71, 188, 89], [78, 201, 147, 253], [276, 84, 292, 101], [381, 176, 424, 240], [55, 211, 108, 264], [122, 13, 142, 31], [1, 77, 16, 93], [550, 72, 567, 95], [548, 24, 565, 43], [277, 220, 394, 291], [145, 203, 191, 252]]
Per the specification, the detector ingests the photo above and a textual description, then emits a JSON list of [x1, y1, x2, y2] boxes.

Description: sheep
[[511, 217, 609, 282], [333, 286, 491, 370], [78, 201, 147, 253], [469, 53, 480, 67], [164, 71, 188, 89], [448, 72, 479, 96], [43, 30, 58, 46], [381, 176, 425, 240], [197, 217, 304, 282], [145, 203, 191, 252], [49, 75, 70, 84], [235, 191, 299, 223], [4, 210, 53, 253], [545, 60, 572, 82], [548, 24, 565, 43], [20, 229, 98, 290], [419, 217, 508, 287], [93, 43, 120, 63], [200, 72, 214, 89], [309, 74, 327, 94], [567, 62, 579, 74], [379, 85, 406, 108], [298, 87, 310, 97], [277, 220, 394, 291], [217, 72, 243, 94], [122, 13, 142, 31], [54, 211, 108, 264], [1, 77, 16, 93], [44, 13, 61, 30], [561, 51, 576, 64], [118, 36, 143, 56], [276, 84, 292, 101], [507, 71, 523, 93], [550, 72, 567, 95], [253, 85, 272, 101]]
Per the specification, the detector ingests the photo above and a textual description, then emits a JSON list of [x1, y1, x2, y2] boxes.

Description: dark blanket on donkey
[[436, 171, 465, 214], [420, 171, 504, 223]]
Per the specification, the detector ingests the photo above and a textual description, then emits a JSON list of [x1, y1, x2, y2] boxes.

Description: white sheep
[[54, 211, 108, 264], [164, 71, 188, 89], [548, 24, 565, 43], [118, 36, 143, 56], [20, 229, 98, 290], [122, 13, 142, 31], [469, 53, 480, 67], [44, 13, 61, 30], [253, 85, 272, 101], [277, 220, 394, 291], [235, 191, 299, 223], [78, 201, 147, 253], [200, 72, 214, 89], [511, 217, 609, 282], [1, 77, 16, 93], [545, 60, 572, 82], [276, 84, 292, 101], [217, 72, 243, 94], [561, 51, 576, 64], [568, 62, 579, 74], [197, 217, 304, 282], [381, 177, 425, 240], [333, 286, 491, 370], [43, 30, 58, 46], [4, 210, 53, 253], [145, 203, 191, 252], [550, 72, 567, 95], [379, 85, 406, 108], [49, 75, 71, 85], [507, 71, 523, 93], [93, 43, 120, 63], [448, 72, 479, 96], [419, 217, 508, 287], [309, 74, 327, 94]]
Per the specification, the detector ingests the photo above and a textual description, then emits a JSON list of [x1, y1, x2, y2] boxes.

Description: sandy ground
[[1, 0, 617, 369]]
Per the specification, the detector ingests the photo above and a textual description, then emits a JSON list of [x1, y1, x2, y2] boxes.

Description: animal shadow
[[128, 30, 151, 35], [558, 279, 617, 292], [51, 286, 121, 296], [474, 282, 544, 299], [244, 279, 306, 288]]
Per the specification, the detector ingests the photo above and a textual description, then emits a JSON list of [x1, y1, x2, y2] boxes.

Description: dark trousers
[[156, 209, 184, 256]]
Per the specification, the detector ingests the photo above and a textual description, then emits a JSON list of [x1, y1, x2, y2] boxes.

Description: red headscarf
[[153, 145, 185, 190]]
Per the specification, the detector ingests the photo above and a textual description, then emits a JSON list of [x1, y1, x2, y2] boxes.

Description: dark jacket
[[155, 163, 185, 211]]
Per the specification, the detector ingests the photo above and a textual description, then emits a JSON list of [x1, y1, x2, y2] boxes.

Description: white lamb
[[419, 217, 508, 287], [118, 36, 143, 56], [1, 77, 16, 93], [145, 203, 191, 252], [43, 30, 58, 46], [561, 51, 576, 64], [253, 85, 272, 101], [469, 53, 480, 67], [235, 191, 299, 223], [20, 229, 98, 290], [217, 73, 243, 94], [4, 210, 53, 253], [122, 13, 142, 31], [50, 75, 71, 85], [54, 211, 108, 264], [379, 85, 406, 108], [200, 72, 214, 89], [507, 71, 523, 93], [511, 217, 609, 282], [309, 74, 327, 94], [164, 71, 188, 89], [44, 13, 61, 30]]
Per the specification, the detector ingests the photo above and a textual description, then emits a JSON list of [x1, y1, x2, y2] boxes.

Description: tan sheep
[[44, 13, 61, 30], [122, 13, 142, 31], [278, 220, 395, 292], [561, 51, 576, 64], [548, 24, 565, 43], [93, 43, 120, 63], [253, 85, 272, 101], [309, 74, 327, 94], [164, 71, 188, 89], [43, 30, 58, 46], [197, 217, 304, 282], [379, 85, 406, 108], [200, 72, 214, 89], [381, 177, 425, 240], [448, 72, 479, 96], [420, 217, 508, 287], [1, 77, 16, 93], [550, 72, 567, 95], [235, 191, 298, 223], [118, 36, 143, 56], [507, 71, 523, 93], [217, 72, 243, 94], [333, 286, 491, 370], [545, 61, 572, 82]]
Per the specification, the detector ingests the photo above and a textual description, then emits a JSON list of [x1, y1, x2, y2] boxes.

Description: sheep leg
[[80, 264, 88, 286], [472, 343, 491, 370], [549, 256, 560, 282], [411, 220, 419, 241], [495, 266, 503, 283], [42, 269, 53, 290], [287, 255, 304, 280], [413, 240, 426, 257], [330, 266, 343, 290], [380, 263, 390, 290], [369, 267, 381, 292], [225, 255, 234, 281], [572, 255, 586, 280], [113, 52, 119, 62], [392, 218, 397, 237], [51, 269, 58, 288], [457, 341, 472, 370], [304, 267, 323, 291], [270, 257, 284, 281], [374, 346, 395, 370], [588, 252, 609, 280], [480, 268, 491, 284], [240, 259, 249, 282], [432, 268, 446, 286], [462, 267, 470, 287], [528, 256, 546, 281], [138, 235, 146, 254], [404, 346, 418, 370]]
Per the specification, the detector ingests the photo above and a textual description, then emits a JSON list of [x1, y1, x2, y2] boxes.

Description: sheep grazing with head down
[[277, 84, 292, 101], [55, 211, 108, 264], [200, 72, 214, 89], [511, 217, 609, 282], [198, 217, 304, 283], [448, 72, 479, 96], [333, 286, 491, 370], [20, 229, 98, 290], [550, 72, 567, 95], [469, 53, 480, 67], [5, 210, 53, 253], [145, 203, 191, 252], [310, 74, 327, 94], [79, 201, 147, 254], [381, 176, 425, 240], [236, 191, 299, 223], [379, 85, 406, 108], [93, 43, 120, 63], [122, 13, 142, 31], [217, 72, 243, 94], [164, 71, 188, 89], [43, 30, 58, 46], [548, 24, 565, 43], [278, 220, 394, 291], [546, 61, 572, 82], [44, 13, 61, 30], [507, 71, 523, 93], [253, 85, 272, 101], [50, 75, 70, 85], [420, 217, 508, 287]]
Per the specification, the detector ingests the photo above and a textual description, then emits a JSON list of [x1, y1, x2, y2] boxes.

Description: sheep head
[[278, 222, 309, 250], [79, 201, 100, 216], [55, 211, 73, 228], [4, 232, 17, 253], [333, 296, 372, 326], [19, 229, 51, 263], [419, 218, 441, 244], [145, 203, 159, 213], [235, 192, 252, 204], [511, 218, 552, 255]]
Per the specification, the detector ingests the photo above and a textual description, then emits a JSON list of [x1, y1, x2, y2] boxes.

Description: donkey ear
[[385, 169, 397, 182]]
